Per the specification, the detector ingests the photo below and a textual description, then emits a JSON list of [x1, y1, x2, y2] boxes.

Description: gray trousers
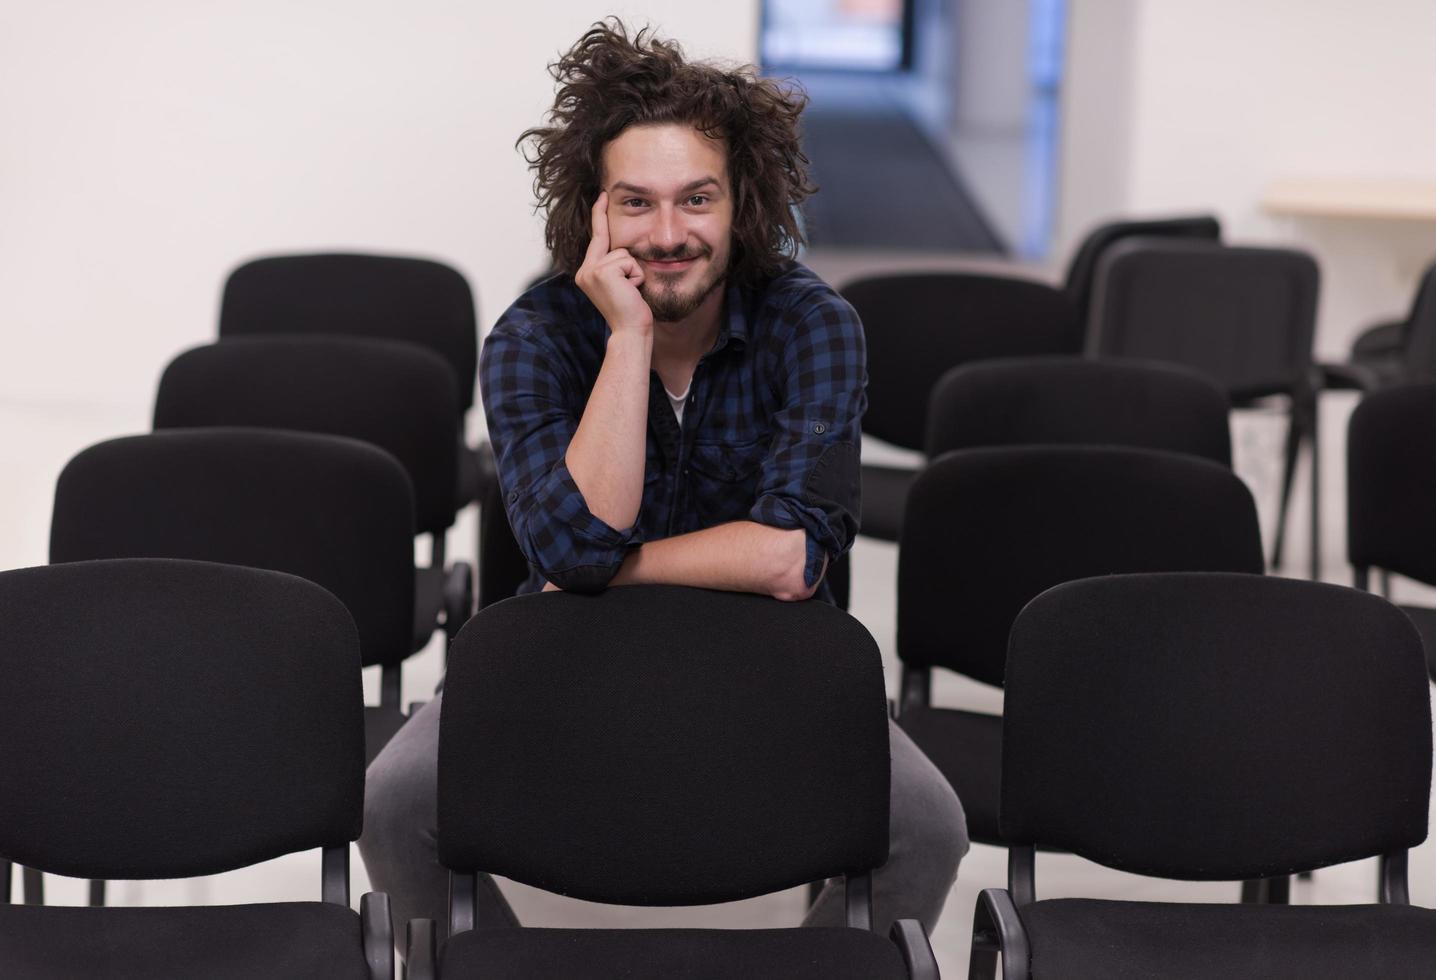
[[360, 695, 968, 938]]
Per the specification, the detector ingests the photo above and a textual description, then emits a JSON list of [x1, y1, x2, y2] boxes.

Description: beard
[[636, 244, 727, 323]]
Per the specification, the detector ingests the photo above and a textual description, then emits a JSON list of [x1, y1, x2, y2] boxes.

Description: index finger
[[585, 191, 610, 262]]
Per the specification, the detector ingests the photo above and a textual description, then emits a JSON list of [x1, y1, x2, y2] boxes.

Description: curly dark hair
[[519, 19, 815, 287]]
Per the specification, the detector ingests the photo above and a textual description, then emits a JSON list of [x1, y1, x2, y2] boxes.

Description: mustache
[[633, 244, 711, 263]]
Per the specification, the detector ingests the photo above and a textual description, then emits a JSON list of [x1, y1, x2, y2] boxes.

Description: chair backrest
[[478, 474, 531, 609], [0, 558, 364, 880], [841, 272, 1081, 451], [1087, 239, 1318, 399], [1399, 261, 1436, 380], [437, 586, 890, 905], [925, 356, 1232, 465], [52, 429, 415, 668], [898, 446, 1263, 686], [1062, 214, 1221, 329], [220, 252, 479, 412], [155, 335, 459, 536], [1348, 383, 1436, 585], [1002, 572, 1431, 880]]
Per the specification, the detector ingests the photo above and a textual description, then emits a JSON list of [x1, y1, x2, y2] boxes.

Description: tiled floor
[[5, 333, 1435, 978]]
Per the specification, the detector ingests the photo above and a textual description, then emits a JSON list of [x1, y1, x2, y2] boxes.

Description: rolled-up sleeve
[[748, 289, 867, 587], [480, 314, 641, 593]]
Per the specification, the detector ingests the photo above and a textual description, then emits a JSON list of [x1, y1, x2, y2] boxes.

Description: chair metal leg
[[89, 879, 106, 906], [1270, 402, 1303, 570], [1241, 876, 1291, 904], [1268, 875, 1291, 904], [21, 867, 43, 905], [806, 878, 825, 908], [1306, 392, 1321, 582]]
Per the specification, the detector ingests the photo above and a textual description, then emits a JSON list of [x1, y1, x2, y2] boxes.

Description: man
[[361, 19, 966, 940]]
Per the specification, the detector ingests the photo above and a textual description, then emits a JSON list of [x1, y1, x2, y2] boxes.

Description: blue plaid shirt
[[480, 260, 866, 599]]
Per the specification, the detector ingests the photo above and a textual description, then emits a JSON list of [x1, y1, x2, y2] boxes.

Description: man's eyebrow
[[609, 177, 722, 197]]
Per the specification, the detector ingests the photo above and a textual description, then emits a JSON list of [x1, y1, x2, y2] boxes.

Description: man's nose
[[651, 205, 683, 251]]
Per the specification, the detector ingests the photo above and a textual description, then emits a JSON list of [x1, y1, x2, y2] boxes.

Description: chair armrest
[[970, 887, 1029, 980], [1317, 361, 1382, 393], [890, 918, 940, 979], [442, 562, 474, 643], [361, 892, 394, 980], [404, 918, 437, 980], [1351, 318, 1406, 358]]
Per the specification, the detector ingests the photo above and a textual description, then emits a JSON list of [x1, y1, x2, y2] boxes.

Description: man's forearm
[[610, 521, 822, 601], [565, 331, 652, 530]]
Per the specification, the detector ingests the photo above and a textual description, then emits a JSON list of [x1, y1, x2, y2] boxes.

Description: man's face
[[601, 123, 734, 323]]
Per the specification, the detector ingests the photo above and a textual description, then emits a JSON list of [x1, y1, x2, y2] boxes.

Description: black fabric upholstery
[[1352, 319, 1406, 358], [1020, 898, 1436, 980], [477, 472, 531, 610], [441, 926, 908, 979], [842, 272, 1081, 450], [1397, 605, 1436, 680], [858, 463, 917, 542], [51, 429, 415, 669], [1088, 239, 1317, 400], [1396, 261, 1436, 381], [926, 356, 1231, 465], [898, 446, 1264, 684], [1003, 573, 1432, 879], [1348, 384, 1436, 583], [0, 559, 363, 880], [895, 706, 1001, 843], [220, 251, 479, 412], [154, 335, 459, 535], [1061, 214, 1220, 329], [437, 586, 890, 905], [0, 902, 369, 980], [413, 564, 447, 652]]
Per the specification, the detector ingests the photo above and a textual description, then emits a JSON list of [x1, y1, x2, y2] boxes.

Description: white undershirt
[[664, 380, 691, 427]]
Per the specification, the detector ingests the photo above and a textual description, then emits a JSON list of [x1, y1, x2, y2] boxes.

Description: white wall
[[1058, 0, 1436, 353], [1054, 0, 1139, 265], [0, 1, 758, 411], [0, 1, 756, 570]]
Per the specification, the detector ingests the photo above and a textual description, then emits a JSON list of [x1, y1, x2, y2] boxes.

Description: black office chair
[[971, 572, 1436, 980], [405, 586, 939, 979], [843, 271, 1082, 545], [1088, 238, 1320, 578], [829, 216, 1220, 608], [476, 473, 530, 610], [924, 356, 1231, 463], [52, 429, 420, 763], [894, 447, 1264, 853], [826, 271, 1082, 610], [0, 558, 393, 980], [1326, 259, 1436, 393], [218, 252, 495, 516], [1348, 383, 1436, 677], [1060, 214, 1221, 330], [154, 335, 472, 655]]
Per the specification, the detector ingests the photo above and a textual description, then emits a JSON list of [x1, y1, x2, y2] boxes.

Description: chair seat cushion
[[1021, 898, 1436, 980], [1397, 605, 1436, 679], [897, 705, 1000, 843], [0, 901, 370, 980], [860, 464, 917, 542], [441, 926, 909, 979]]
